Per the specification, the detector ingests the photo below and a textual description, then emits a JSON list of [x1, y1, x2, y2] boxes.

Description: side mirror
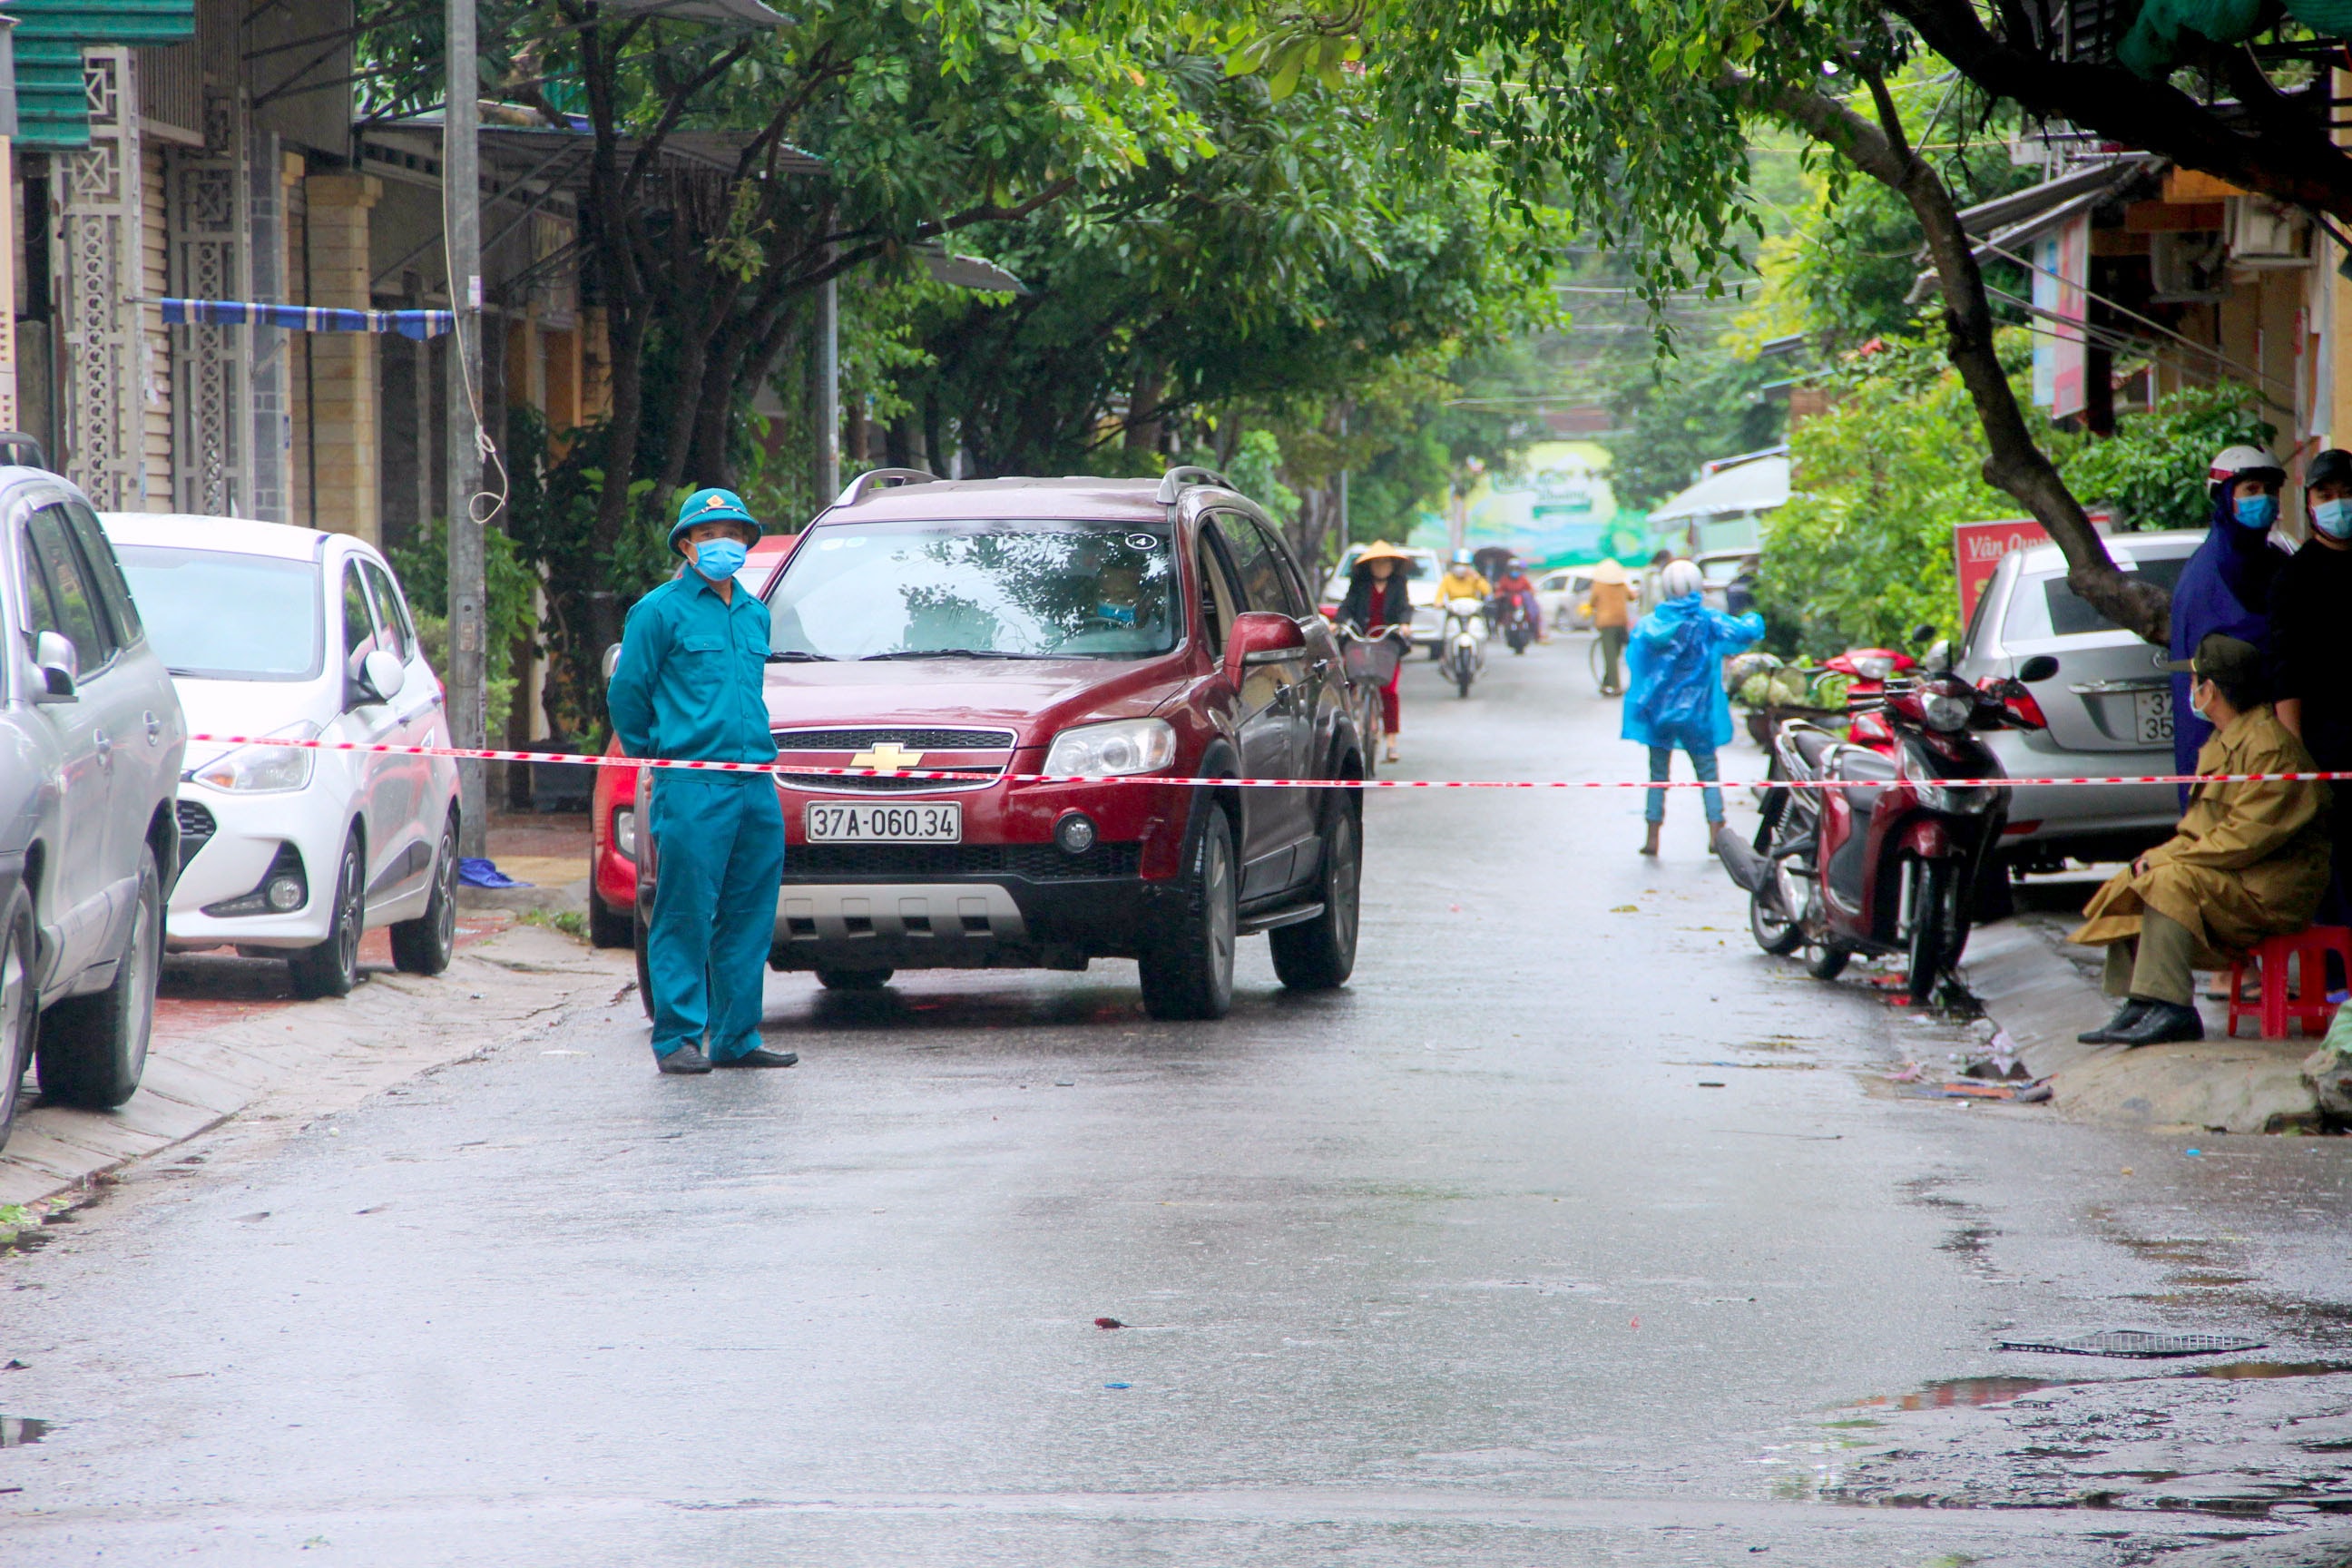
[[355, 649, 406, 705], [2017, 654, 2061, 683], [33, 629, 76, 702], [1909, 622, 1939, 648], [602, 642, 622, 682], [1223, 611, 1306, 689]]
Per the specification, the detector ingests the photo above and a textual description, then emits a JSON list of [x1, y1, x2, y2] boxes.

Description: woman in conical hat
[[1338, 543, 1416, 763]]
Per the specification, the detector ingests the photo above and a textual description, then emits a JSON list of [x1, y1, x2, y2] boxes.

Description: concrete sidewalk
[[0, 924, 633, 1212], [1959, 912, 2326, 1134]]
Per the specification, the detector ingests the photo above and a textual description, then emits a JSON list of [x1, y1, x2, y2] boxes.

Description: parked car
[[1317, 542, 1443, 651], [634, 467, 1368, 1021], [0, 469, 187, 1148], [588, 530, 802, 948], [1536, 566, 1593, 632], [100, 514, 461, 998], [1950, 529, 2200, 870]]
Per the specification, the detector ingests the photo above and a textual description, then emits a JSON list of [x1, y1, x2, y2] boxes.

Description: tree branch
[[1740, 71, 2167, 641]]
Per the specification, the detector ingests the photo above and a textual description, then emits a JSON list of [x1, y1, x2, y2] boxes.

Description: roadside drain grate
[[1996, 1330, 2266, 1358]]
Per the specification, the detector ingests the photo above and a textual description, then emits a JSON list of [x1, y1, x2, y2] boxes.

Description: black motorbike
[[1717, 669, 2043, 1005]]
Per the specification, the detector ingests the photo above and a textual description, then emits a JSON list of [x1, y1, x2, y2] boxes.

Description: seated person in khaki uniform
[[2072, 633, 2333, 1047]]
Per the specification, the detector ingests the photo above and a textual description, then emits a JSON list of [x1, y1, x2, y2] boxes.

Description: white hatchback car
[[98, 515, 461, 996]]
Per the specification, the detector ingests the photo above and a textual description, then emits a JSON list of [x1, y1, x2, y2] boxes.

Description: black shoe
[[2078, 999, 2151, 1044], [2109, 999, 2204, 1047], [714, 1046, 799, 1069], [658, 1044, 713, 1074]]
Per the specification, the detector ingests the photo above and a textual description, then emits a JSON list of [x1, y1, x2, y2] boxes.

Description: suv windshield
[[769, 520, 1179, 660], [113, 545, 323, 680]]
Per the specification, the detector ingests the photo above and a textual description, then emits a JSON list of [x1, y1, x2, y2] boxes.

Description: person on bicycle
[[1340, 542, 1415, 764], [1581, 557, 1633, 696], [1492, 556, 1542, 640]]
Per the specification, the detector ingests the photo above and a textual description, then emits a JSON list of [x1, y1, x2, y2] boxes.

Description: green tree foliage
[[1759, 337, 2271, 652], [1604, 358, 1785, 512], [2060, 383, 2276, 534]]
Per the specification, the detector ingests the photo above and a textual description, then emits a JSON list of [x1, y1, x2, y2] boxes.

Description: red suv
[[632, 467, 1366, 1019]]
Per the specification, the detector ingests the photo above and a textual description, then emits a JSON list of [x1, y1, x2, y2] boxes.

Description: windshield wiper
[[858, 649, 1053, 661], [767, 651, 835, 662]]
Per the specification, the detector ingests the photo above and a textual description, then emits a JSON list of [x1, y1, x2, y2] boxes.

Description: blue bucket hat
[[670, 487, 761, 549]]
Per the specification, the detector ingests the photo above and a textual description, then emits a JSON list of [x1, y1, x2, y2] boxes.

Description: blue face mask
[[691, 538, 748, 581], [2233, 493, 2278, 531], [2316, 498, 2352, 541]]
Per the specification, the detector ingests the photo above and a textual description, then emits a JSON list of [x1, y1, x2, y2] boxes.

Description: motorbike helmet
[[1450, 549, 1475, 566], [2308, 447, 2352, 494], [2208, 444, 2285, 500]]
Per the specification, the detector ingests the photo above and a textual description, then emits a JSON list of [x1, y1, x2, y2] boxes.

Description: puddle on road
[[1849, 1376, 2057, 1413], [1, 1417, 48, 1446]]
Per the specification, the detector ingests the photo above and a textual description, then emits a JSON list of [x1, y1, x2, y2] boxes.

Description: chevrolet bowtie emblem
[[850, 742, 925, 774]]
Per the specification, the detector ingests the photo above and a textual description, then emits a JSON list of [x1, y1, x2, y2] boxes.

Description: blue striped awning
[[161, 299, 456, 341]]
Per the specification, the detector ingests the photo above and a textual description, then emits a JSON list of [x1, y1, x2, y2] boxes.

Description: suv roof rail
[[1154, 465, 1232, 505], [832, 467, 938, 507], [0, 431, 50, 472]]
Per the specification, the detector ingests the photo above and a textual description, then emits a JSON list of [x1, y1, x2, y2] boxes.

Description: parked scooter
[[1441, 595, 1489, 697], [1823, 644, 1919, 752], [1717, 667, 2042, 1006]]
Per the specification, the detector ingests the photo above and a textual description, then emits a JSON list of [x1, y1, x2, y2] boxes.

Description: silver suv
[[0, 468, 188, 1149], [1952, 530, 2196, 869]]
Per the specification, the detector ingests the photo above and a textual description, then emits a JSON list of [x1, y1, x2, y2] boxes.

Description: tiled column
[[303, 172, 381, 541]]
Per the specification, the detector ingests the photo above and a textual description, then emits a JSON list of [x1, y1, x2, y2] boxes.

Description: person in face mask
[[2165, 446, 2289, 799], [606, 488, 797, 1074], [2269, 446, 2352, 919]]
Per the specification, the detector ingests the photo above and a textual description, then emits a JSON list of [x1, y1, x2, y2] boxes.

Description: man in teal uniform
[[607, 488, 797, 1074]]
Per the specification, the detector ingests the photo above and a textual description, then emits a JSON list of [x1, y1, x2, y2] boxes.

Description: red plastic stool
[[2226, 926, 2352, 1039]]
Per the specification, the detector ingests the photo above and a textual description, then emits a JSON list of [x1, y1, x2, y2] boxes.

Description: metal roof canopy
[[1648, 455, 1790, 524]]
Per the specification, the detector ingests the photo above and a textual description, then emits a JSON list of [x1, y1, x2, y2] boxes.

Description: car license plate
[[2134, 687, 2173, 745], [805, 802, 962, 842]]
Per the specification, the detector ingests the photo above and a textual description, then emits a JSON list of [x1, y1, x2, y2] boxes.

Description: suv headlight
[[1044, 718, 1176, 778], [189, 720, 318, 794]]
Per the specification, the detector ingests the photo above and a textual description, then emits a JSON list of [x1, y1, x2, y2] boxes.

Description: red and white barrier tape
[[185, 734, 2352, 791]]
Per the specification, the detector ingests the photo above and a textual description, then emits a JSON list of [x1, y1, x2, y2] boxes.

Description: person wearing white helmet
[[2165, 445, 2289, 795]]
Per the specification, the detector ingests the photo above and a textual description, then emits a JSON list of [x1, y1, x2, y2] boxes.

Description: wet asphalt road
[[6, 635, 2352, 1566]]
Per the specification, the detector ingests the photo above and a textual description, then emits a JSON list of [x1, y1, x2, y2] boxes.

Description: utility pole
[[445, 0, 488, 856], [1336, 407, 1350, 556], [808, 264, 838, 505]]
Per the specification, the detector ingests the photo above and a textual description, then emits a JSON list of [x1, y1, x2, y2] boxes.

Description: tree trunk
[[1755, 73, 2169, 644], [1124, 360, 1164, 454]]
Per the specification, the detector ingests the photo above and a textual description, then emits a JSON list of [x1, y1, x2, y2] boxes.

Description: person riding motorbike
[[1492, 556, 1542, 641], [1436, 549, 1491, 609], [1339, 542, 1416, 764]]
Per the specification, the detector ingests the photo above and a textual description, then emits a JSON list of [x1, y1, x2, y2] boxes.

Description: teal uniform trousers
[[644, 770, 784, 1060]]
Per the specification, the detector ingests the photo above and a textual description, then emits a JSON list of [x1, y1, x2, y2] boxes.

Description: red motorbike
[[1825, 645, 1918, 752], [1718, 669, 2042, 1006]]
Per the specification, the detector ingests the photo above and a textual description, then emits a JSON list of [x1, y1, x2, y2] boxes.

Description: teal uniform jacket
[[607, 567, 782, 1060], [607, 569, 778, 766]]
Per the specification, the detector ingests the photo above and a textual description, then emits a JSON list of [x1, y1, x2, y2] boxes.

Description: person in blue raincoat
[[2168, 445, 2288, 799], [607, 488, 797, 1075], [1623, 559, 1764, 858]]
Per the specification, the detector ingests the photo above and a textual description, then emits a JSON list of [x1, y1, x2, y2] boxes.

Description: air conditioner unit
[[2228, 197, 2311, 268], [2150, 230, 2226, 302]]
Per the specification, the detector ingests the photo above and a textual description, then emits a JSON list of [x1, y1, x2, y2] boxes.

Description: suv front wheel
[[1139, 806, 1237, 1021], [1270, 796, 1359, 991]]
